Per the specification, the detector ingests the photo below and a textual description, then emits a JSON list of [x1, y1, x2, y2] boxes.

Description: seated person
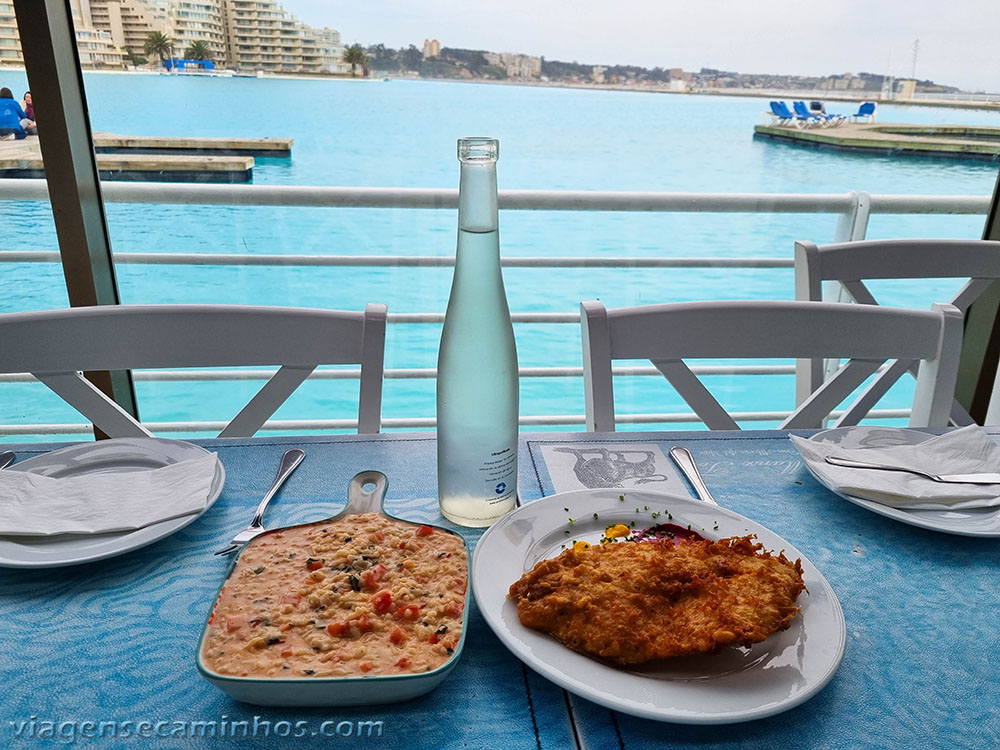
[[21, 91, 36, 135], [0, 87, 28, 139]]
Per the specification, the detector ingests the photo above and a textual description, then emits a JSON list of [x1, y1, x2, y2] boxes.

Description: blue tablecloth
[[1, 430, 998, 749], [0, 434, 573, 749]]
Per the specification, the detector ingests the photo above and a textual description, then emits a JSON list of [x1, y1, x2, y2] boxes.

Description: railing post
[[850, 191, 872, 240], [832, 191, 858, 243], [832, 191, 872, 243], [819, 192, 873, 425]]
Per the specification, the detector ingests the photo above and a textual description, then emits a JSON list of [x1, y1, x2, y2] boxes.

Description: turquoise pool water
[[1, 73, 998, 436]]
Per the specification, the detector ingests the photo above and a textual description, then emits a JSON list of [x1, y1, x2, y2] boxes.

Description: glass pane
[[0, 50, 62, 313], [4, 2, 999, 438], [0, 15, 78, 441]]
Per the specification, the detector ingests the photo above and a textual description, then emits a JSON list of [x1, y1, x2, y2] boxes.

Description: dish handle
[[344, 470, 388, 515]]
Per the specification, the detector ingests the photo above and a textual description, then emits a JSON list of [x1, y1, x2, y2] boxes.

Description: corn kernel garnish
[[604, 524, 631, 538]]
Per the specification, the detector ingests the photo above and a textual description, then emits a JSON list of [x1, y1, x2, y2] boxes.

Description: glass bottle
[[436, 137, 519, 527]]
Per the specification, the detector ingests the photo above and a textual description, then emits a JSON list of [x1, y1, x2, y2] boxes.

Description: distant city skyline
[[280, 0, 999, 92]]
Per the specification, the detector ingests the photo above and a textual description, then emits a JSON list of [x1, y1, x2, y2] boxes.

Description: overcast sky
[[281, 0, 999, 92]]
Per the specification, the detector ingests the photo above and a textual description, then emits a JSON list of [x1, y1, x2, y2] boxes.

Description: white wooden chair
[[580, 299, 963, 432], [795, 238, 1000, 426], [0, 304, 387, 437]]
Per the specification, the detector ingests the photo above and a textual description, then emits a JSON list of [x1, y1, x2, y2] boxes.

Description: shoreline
[[387, 76, 1000, 112], [4, 63, 998, 111]]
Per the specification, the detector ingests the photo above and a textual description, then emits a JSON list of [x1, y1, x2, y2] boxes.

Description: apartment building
[[483, 51, 541, 79], [422, 38, 440, 59], [0, 1, 20, 67], [1, 0, 345, 74], [222, 0, 346, 74], [74, 26, 127, 66], [69, 0, 127, 67], [89, 0, 171, 61], [171, 0, 225, 60], [0, 1, 123, 68]]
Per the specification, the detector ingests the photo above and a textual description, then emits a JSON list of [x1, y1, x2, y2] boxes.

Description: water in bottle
[[437, 137, 519, 527]]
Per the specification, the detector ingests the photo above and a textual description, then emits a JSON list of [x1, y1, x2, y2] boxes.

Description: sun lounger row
[[765, 100, 876, 129]]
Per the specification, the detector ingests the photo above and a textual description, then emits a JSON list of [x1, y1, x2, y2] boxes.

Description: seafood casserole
[[202, 512, 467, 678]]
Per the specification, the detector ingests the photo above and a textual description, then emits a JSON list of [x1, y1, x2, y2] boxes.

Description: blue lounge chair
[[766, 101, 793, 125], [771, 100, 814, 128], [850, 101, 877, 123], [793, 100, 842, 127]]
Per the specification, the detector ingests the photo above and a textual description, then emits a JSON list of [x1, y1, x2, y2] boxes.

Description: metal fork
[[214, 448, 305, 556]]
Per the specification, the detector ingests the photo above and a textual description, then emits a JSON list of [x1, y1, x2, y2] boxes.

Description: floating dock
[[753, 122, 1000, 161], [92, 133, 291, 158], [0, 132, 292, 182]]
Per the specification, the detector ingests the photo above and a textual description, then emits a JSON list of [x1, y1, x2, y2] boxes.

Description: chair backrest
[[769, 101, 784, 117], [859, 102, 876, 116], [775, 101, 795, 118], [0, 304, 387, 437], [580, 299, 962, 432], [794, 238, 1000, 421], [795, 239, 1000, 311], [793, 101, 812, 117]]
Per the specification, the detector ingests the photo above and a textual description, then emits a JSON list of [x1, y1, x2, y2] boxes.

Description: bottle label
[[479, 446, 517, 506]]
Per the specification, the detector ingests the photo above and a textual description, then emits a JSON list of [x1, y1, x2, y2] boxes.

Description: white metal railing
[[0, 181, 868, 211], [0, 252, 794, 269], [0, 365, 800, 434], [0, 181, 990, 435], [0, 364, 796, 385], [0, 410, 913, 436]]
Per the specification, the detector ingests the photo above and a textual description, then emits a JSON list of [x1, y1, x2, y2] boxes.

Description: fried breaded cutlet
[[507, 535, 805, 665]]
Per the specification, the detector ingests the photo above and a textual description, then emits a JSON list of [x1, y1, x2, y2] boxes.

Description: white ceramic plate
[[472, 489, 845, 724], [0, 438, 225, 568], [806, 427, 1000, 537]]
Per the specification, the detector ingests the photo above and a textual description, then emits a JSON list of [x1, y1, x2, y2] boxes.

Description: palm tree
[[343, 44, 367, 77], [144, 31, 174, 68], [185, 40, 213, 62]]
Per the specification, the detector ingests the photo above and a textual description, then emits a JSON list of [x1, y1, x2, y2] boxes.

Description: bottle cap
[[458, 137, 499, 162]]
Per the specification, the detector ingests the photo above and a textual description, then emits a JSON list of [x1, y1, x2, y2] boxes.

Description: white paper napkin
[[790, 425, 1000, 510], [0, 453, 219, 535]]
